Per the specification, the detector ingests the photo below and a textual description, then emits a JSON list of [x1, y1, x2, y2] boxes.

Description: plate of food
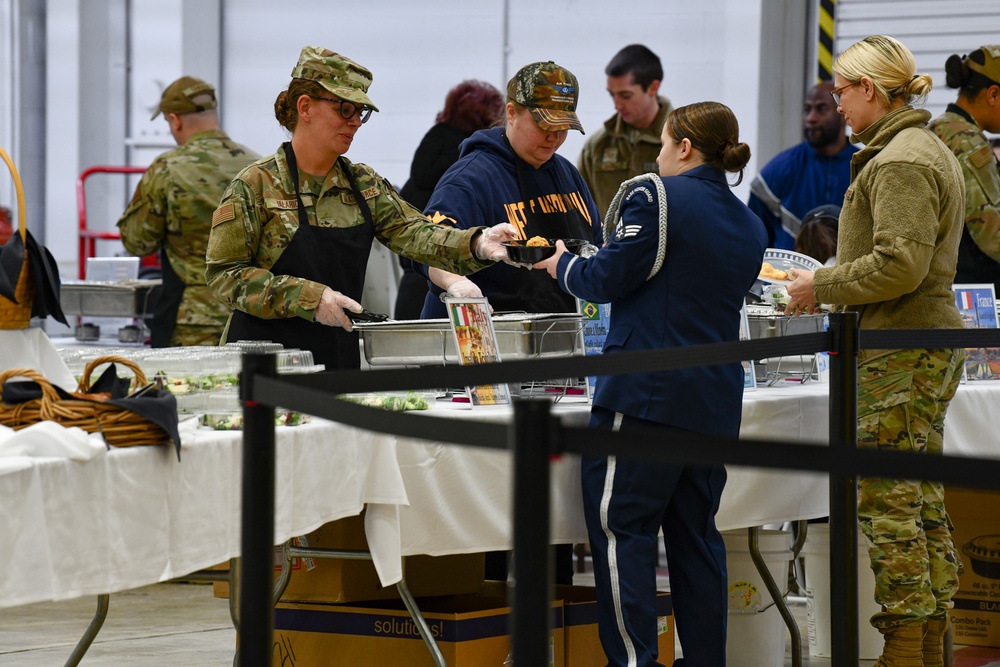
[[501, 236, 557, 263], [757, 249, 823, 285], [502, 236, 594, 263]]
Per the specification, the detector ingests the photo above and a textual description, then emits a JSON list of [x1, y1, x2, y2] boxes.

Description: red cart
[[76, 165, 158, 279]]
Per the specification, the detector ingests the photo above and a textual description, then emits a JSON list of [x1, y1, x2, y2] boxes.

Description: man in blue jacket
[[748, 82, 857, 249]]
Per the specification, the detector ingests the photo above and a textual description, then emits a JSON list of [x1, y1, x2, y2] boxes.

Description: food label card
[[446, 298, 510, 406], [954, 284, 1000, 381], [740, 304, 757, 390], [578, 299, 611, 397]]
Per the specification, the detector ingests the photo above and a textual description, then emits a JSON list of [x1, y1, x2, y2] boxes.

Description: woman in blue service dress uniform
[[538, 101, 767, 667]]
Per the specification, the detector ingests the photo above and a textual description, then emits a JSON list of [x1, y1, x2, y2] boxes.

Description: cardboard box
[[214, 513, 484, 604], [270, 582, 564, 667], [557, 585, 674, 666], [947, 487, 1000, 647]]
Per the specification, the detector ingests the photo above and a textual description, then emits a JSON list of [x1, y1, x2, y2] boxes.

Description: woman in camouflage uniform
[[785, 35, 966, 667], [205, 47, 516, 369], [929, 45, 1000, 297]]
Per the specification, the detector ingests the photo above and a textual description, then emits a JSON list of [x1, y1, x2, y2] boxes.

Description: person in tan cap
[[205, 46, 518, 369], [929, 45, 1000, 300], [414, 60, 602, 322], [409, 61, 601, 588], [117, 75, 259, 347]]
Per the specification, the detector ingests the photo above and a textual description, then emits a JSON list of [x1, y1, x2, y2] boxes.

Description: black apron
[[498, 133, 594, 313], [148, 249, 182, 348], [225, 143, 375, 369]]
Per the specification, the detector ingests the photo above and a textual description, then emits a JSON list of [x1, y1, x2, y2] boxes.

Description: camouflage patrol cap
[[152, 76, 217, 120], [968, 45, 1000, 85], [506, 61, 584, 134], [291, 46, 379, 112]]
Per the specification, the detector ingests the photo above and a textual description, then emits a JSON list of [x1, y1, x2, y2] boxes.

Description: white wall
[[218, 0, 763, 194], [40, 0, 767, 293]]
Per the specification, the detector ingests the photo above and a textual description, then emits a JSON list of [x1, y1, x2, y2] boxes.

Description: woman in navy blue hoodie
[[539, 101, 767, 667], [416, 61, 602, 318]]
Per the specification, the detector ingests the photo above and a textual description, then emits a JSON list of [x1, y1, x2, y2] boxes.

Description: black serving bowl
[[555, 238, 589, 255], [501, 240, 557, 263]]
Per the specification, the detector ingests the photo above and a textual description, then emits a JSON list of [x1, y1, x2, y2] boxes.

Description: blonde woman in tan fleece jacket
[[785, 35, 966, 667]]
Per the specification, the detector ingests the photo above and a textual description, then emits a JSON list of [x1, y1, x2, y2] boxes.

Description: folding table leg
[[268, 541, 447, 667], [64, 594, 109, 667], [396, 576, 447, 667]]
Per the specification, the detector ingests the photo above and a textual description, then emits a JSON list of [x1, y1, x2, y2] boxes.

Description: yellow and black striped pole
[[818, 0, 835, 82]]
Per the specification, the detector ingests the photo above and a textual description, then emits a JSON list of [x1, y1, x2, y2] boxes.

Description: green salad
[[338, 392, 431, 411]]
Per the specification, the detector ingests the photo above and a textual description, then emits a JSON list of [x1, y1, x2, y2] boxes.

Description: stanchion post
[[827, 311, 859, 667], [510, 399, 554, 667], [239, 352, 277, 667]]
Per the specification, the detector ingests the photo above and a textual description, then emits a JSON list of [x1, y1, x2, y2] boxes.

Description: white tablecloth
[[1, 378, 997, 606], [388, 380, 997, 569], [0, 418, 405, 608]]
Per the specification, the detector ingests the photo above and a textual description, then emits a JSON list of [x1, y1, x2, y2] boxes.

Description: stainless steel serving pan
[[354, 313, 585, 366], [60, 279, 161, 317]]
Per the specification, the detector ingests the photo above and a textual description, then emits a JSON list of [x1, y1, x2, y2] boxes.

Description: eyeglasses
[[313, 96, 373, 124], [830, 82, 858, 106]]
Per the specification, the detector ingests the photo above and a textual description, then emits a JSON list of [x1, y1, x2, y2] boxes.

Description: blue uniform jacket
[[555, 164, 767, 436]]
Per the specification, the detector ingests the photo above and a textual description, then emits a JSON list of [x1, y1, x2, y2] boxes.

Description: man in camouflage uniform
[[117, 76, 259, 347], [578, 44, 672, 217], [206, 46, 514, 370], [929, 44, 1000, 296]]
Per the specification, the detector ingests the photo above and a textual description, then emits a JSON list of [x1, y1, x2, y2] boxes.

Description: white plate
[[758, 249, 823, 284]]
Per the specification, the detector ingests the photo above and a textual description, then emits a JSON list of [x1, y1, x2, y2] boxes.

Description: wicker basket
[[0, 146, 34, 330], [0, 355, 172, 448]]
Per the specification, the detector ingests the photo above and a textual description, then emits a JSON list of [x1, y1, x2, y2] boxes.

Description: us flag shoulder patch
[[212, 203, 235, 227]]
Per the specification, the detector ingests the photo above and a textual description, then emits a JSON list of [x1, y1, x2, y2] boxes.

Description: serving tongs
[[346, 308, 391, 323]]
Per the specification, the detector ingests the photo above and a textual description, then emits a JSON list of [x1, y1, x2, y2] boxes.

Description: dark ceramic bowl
[[501, 240, 557, 263]]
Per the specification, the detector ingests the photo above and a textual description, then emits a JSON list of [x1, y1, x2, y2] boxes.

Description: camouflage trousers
[[856, 347, 965, 629]]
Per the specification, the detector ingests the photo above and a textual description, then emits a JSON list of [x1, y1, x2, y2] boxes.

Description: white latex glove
[[474, 223, 519, 262], [446, 278, 484, 299], [315, 287, 362, 331]]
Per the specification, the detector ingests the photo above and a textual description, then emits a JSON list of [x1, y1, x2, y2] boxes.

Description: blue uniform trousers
[[584, 406, 729, 667]]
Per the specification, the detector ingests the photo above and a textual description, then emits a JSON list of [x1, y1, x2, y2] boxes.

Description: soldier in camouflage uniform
[[923, 45, 1000, 666], [578, 45, 672, 217], [205, 47, 515, 370], [929, 45, 1000, 296], [784, 36, 966, 667], [117, 76, 259, 347]]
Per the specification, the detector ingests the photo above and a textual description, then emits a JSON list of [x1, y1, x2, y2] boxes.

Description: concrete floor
[[1, 582, 997, 666]]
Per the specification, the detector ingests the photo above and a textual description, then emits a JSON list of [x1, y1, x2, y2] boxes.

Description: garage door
[[835, 0, 1000, 121]]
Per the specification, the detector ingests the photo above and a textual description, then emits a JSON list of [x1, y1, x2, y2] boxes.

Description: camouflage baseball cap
[[291, 46, 379, 112], [506, 61, 584, 134], [151, 76, 217, 120], [969, 45, 1000, 85]]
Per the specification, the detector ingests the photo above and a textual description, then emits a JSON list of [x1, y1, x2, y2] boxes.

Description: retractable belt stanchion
[[827, 312, 860, 667], [239, 353, 277, 667], [510, 399, 555, 667]]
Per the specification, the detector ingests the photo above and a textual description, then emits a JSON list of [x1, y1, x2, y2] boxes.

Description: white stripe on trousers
[[600, 411, 638, 667]]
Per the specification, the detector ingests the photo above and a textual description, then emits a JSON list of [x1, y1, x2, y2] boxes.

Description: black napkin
[[1, 363, 181, 460], [0, 230, 67, 325]]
